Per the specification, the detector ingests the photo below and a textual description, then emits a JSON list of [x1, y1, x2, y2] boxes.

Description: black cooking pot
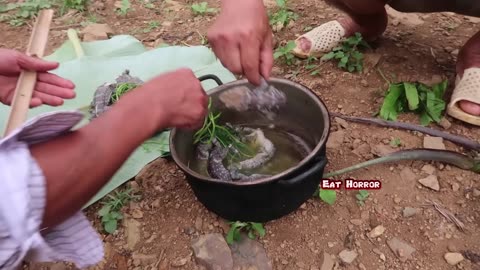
[[169, 75, 331, 222]]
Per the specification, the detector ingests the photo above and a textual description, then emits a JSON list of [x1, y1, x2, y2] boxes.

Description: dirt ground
[[2, 0, 480, 269]]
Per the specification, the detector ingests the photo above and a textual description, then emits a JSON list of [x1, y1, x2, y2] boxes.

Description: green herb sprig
[[194, 99, 254, 158], [110, 82, 138, 104]]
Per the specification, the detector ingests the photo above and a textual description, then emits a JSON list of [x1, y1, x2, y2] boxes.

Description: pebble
[[171, 257, 188, 267], [421, 164, 436, 175], [444, 252, 464, 265], [451, 182, 460, 192], [326, 130, 345, 149], [403, 207, 419, 218], [320, 252, 335, 270], [368, 225, 386, 238], [350, 219, 362, 226], [418, 175, 440, 191], [423, 136, 446, 150], [338, 250, 358, 264], [473, 189, 480, 197], [387, 237, 416, 262], [447, 244, 458, 252]]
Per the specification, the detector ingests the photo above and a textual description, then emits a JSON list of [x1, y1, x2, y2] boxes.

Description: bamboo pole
[[3, 9, 54, 137]]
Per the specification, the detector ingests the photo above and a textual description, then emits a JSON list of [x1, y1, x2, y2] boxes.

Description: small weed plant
[[0, 0, 53, 26], [304, 56, 321, 76], [321, 33, 370, 73], [356, 190, 369, 206], [61, 0, 88, 14], [143, 21, 160, 33], [390, 138, 401, 147], [0, 0, 90, 26], [268, 0, 298, 30], [274, 41, 296, 65], [116, 0, 131, 16], [98, 188, 140, 234], [226, 221, 266, 244], [191, 2, 217, 16]]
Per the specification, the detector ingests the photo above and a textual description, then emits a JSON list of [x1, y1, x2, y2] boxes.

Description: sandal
[[447, 67, 480, 126], [292, 20, 346, 59]]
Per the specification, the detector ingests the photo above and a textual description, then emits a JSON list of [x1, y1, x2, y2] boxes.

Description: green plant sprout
[[226, 221, 266, 244], [193, 99, 254, 159], [143, 21, 160, 33], [98, 188, 140, 234], [321, 32, 370, 73], [304, 56, 321, 76], [274, 41, 296, 65], [110, 82, 138, 104], [390, 138, 401, 147], [379, 80, 448, 126], [61, 0, 88, 14], [356, 190, 369, 206], [191, 2, 217, 16], [268, 0, 298, 30], [116, 0, 131, 16]]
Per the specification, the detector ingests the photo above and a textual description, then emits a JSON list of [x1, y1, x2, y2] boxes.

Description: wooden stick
[[3, 9, 54, 137]]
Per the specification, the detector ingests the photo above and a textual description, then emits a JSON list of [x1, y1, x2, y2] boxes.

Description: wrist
[[114, 90, 167, 137]]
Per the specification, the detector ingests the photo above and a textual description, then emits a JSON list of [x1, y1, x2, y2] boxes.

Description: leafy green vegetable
[[404, 82, 419, 110], [379, 80, 448, 126], [226, 221, 266, 244]]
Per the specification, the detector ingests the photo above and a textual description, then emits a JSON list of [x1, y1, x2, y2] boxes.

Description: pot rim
[[169, 77, 331, 186]]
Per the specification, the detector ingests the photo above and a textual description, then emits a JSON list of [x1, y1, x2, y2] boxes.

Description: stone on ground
[[423, 136, 446, 150], [191, 233, 233, 270], [444, 252, 464, 265], [338, 249, 358, 264], [319, 252, 335, 270], [418, 175, 440, 191], [387, 237, 416, 262], [230, 235, 272, 270]]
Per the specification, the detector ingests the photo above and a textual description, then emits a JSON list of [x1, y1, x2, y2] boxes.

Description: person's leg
[[292, 0, 389, 58]]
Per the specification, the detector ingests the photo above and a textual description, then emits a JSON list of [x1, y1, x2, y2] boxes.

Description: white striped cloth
[[0, 110, 104, 269]]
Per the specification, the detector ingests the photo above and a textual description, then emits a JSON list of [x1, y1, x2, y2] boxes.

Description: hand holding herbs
[[90, 69, 208, 130]]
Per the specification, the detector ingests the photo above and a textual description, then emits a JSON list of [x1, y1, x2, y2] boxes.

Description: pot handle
[[277, 157, 328, 187], [198, 74, 224, 86]]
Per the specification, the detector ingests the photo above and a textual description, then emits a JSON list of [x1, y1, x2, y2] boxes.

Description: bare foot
[[455, 31, 480, 116], [296, 10, 388, 54]]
